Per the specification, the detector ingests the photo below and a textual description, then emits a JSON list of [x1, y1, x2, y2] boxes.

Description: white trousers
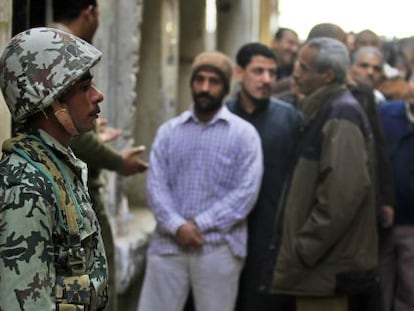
[[137, 245, 243, 311]]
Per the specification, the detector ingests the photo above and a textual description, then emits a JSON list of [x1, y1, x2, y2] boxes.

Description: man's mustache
[[259, 84, 272, 92], [195, 92, 214, 101], [89, 107, 101, 116]]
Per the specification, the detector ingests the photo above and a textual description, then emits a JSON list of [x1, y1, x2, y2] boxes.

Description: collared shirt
[[0, 129, 108, 310], [147, 105, 263, 258]]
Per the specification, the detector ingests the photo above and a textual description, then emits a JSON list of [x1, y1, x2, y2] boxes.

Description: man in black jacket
[[227, 42, 302, 311]]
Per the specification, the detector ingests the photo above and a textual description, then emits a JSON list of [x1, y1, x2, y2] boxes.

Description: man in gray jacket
[[269, 37, 378, 311]]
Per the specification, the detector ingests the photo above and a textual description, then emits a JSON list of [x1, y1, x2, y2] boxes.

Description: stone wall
[[92, 1, 155, 307], [94, 0, 144, 217], [0, 0, 11, 154]]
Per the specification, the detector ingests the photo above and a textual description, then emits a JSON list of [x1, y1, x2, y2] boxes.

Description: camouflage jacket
[[0, 129, 108, 310]]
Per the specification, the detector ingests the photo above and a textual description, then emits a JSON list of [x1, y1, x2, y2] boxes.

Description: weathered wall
[[177, 0, 206, 114], [260, 0, 279, 45], [127, 0, 180, 208], [0, 0, 11, 154], [94, 0, 144, 217], [217, 0, 261, 60], [92, 2, 155, 307]]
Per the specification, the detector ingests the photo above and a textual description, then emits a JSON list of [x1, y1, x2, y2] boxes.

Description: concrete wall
[[260, 0, 279, 45], [127, 0, 180, 208], [0, 0, 11, 154], [93, 3, 155, 308], [126, 0, 161, 207], [177, 0, 206, 114], [94, 0, 144, 217], [217, 0, 261, 60]]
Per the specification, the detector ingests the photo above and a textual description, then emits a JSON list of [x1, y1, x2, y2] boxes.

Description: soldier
[[50, 3, 149, 308], [0, 27, 108, 310]]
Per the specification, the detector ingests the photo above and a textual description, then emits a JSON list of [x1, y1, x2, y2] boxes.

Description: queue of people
[[1, 2, 414, 311]]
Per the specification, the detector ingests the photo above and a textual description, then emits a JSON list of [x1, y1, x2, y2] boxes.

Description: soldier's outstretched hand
[[118, 146, 149, 176]]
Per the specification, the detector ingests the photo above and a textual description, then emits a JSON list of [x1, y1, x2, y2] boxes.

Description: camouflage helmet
[[0, 27, 102, 124]]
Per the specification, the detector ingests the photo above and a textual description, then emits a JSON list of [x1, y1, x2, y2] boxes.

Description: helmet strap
[[51, 101, 80, 136]]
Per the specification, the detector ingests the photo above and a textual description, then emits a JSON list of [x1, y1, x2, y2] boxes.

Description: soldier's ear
[[79, 5, 93, 22], [51, 101, 79, 136]]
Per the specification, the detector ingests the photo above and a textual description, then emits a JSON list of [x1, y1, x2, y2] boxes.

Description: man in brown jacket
[[269, 37, 378, 311]]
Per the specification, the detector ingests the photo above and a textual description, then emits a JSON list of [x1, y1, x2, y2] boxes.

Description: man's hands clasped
[[176, 220, 204, 249]]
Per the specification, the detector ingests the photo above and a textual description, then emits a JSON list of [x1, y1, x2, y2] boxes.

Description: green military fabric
[[6, 132, 83, 236], [71, 130, 122, 311], [0, 129, 108, 310], [71, 131, 123, 189]]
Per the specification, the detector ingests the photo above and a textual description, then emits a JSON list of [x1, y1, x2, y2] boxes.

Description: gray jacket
[[270, 85, 378, 296]]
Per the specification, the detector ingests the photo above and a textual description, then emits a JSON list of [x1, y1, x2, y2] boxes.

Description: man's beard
[[192, 91, 224, 114]]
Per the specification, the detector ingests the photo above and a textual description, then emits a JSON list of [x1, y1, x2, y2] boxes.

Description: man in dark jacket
[[227, 42, 302, 311], [269, 37, 378, 311], [379, 98, 414, 311], [305, 22, 394, 311]]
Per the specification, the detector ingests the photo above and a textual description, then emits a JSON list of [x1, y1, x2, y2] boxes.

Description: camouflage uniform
[[0, 28, 108, 310], [0, 129, 108, 310], [49, 22, 124, 311]]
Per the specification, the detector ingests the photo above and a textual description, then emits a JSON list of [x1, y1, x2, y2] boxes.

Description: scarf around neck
[[300, 83, 347, 122]]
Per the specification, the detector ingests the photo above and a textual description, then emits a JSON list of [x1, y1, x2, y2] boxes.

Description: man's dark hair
[[354, 29, 380, 48], [274, 27, 297, 41], [52, 0, 97, 22], [236, 42, 276, 68], [307, 23, 346, 44]]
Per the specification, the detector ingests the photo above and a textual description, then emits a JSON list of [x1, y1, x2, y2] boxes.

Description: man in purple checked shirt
[[138, 51, 263, 311]]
